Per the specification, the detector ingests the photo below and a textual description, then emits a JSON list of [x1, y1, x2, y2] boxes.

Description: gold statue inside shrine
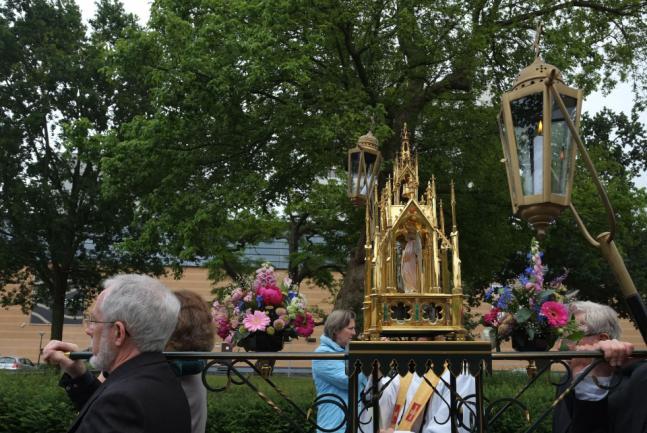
[[361, 124, 466, 339]]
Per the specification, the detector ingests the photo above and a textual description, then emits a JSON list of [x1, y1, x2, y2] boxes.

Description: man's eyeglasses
[[83, 314, 116, 327]]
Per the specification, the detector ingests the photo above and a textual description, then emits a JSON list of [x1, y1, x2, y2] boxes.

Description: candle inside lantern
[[532, 120, 543, 194]]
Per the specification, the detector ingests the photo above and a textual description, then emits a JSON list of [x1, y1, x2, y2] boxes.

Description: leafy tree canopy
[[0, 0, 162, 340], [99, 0, 647, 314]]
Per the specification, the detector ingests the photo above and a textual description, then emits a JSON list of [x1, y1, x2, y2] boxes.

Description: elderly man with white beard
[[43, 274, 191, 433]]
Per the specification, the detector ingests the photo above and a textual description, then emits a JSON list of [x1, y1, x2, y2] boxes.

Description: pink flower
[[294, 312, 315, 337], [253, 264, 277, 290], [211, 304, 227, 322], [243, 310, 271, 332], [540, 301, 569, 328], [257, 285, 283, 306], [483, 308, 501, 327], [243, 293, 253, 303], [231, 288, 244, 303]]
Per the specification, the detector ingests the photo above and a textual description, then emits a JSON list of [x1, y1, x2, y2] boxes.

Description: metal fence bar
[[66, 349, 647, 433]]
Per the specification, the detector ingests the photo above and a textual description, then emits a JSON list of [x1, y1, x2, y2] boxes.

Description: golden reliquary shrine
[[355, 125, 466, 340]]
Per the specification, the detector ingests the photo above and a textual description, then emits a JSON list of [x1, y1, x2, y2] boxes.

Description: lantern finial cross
[[533, 21, 543, 59]]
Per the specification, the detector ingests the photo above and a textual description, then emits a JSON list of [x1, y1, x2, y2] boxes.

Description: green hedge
[[484, 371, 554, 433], [0, 369, 77, 433], [0, 370, 555, 433]]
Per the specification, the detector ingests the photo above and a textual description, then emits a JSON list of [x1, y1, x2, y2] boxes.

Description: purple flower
[[524, 267, 533, 276], [496, 287, 514, 309]]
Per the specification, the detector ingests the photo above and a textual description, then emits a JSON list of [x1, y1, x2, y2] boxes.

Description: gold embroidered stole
[[388, 372, 414, 429], [396, 369, 443, 431]]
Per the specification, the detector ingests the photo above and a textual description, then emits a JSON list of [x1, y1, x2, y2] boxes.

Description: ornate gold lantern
[[353, 125, 466, 340], [348, 131, 382, 205], [498, 55, 583, 238]]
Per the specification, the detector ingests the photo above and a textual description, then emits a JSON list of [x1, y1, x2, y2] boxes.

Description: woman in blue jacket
[[312, 310, 357, 433]]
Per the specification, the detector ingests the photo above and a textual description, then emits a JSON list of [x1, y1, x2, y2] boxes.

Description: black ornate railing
[[69, 346, 647, 433]]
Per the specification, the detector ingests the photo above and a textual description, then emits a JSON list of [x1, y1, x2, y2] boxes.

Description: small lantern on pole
[[498, 37, 583, 237], [498, 25, 647, 344], [348, 131, 382, 205]]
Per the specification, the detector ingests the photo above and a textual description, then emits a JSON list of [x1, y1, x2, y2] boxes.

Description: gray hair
[[323, 310, 355, 340], [100, 274, 180, 352], [570, 301, 621, 339]]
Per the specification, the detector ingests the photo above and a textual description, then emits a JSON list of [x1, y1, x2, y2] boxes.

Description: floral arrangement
[[482, 239, 580, 350], [211, 263, 315, 349]]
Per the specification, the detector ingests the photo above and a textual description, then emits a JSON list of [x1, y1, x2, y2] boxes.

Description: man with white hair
[[43, 274, 191, 433], [553, 300, 645, 433]]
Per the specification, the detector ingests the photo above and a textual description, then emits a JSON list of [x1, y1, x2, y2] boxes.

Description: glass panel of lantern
[[362, 151, 377, 197], [510, 93, 544, 197], [550, 94, 578, 196], [498, 110, 516, 205]]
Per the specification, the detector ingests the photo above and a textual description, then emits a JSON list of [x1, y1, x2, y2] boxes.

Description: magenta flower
[[216, 318, 231, 339], [294, 312, 315, 337], [540, 301, 569, 328], [483, 307, 501, 327], [257, 285, 284, 306], [243, 310, 270, 332]]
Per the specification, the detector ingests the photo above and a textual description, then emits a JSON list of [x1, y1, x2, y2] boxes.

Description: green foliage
[[204, 376, 317, 433], [0, 369, 561, 433], [101, 0, 647, 312], [4, 0, 647, 330], [485, 371, 554, 433], [0, 0, 163, 340], [0, 370, 76, 433]]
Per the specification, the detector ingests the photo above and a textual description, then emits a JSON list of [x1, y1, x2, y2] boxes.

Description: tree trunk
[[50, 281, 67, 341], [335, 231, 366, 314], [287, 218, 300, 284]]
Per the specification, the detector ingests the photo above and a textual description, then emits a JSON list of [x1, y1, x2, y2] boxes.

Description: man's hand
[[571, 339, 634, 377], [42, 340, 86, 378]]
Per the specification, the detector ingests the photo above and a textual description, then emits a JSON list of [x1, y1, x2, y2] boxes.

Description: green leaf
[[538, 290, 556, 302], [563, 329, 585, 343], [514, 308, 532, 323]]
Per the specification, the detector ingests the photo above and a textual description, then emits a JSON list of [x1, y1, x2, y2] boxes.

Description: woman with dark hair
[[167, 290, 215, 433], [312, 310, 358, 433]]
